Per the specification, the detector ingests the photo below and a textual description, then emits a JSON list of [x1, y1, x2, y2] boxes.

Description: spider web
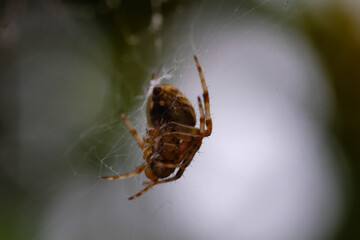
[[2, 0, 346, 240]]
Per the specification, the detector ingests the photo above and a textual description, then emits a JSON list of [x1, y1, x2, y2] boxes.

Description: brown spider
[[102, 56, 212, 200]]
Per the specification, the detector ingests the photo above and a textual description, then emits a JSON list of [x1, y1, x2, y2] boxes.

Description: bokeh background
[[1, 0, 360, 239]]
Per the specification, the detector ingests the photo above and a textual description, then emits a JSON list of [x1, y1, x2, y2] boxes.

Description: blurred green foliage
[[302, 3, 360, 239]]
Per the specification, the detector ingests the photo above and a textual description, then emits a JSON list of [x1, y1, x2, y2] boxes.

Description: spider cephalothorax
[[103, 56, 212, 200]]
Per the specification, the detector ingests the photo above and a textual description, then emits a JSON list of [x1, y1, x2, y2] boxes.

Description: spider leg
[[144, 140, 202, 186], [194, 56, 212, 136], [163, 132, 201, 142], [119, 109, 145, 149], [197, 96, 205, 134], [128, 181, 156, 200], [149, 155, 184, 169], [102, 163, 146, 180], [161, 122, 201, 135]]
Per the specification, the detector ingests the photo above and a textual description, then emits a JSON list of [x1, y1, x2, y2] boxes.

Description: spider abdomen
[[147, 85, 196, 127]]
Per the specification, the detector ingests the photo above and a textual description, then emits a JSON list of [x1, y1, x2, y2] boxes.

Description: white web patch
[[65, 110, 144, 178]]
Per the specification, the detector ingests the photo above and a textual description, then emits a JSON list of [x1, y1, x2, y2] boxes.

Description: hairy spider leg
[[102, 163, 146, 180], [128, 181, 156, 200], [194, 56, 212, 136], [197, 96, 205, 134], [119, 109, 145, 149], [160, 122, 201, 135]]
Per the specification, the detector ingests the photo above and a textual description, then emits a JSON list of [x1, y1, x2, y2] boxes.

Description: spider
[[102, 56, 212, 200]]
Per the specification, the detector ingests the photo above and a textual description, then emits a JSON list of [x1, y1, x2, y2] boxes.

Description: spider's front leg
[[102, 163, 147, 180], [119, 109, 145, 149], [128, 181, 156, 200]]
